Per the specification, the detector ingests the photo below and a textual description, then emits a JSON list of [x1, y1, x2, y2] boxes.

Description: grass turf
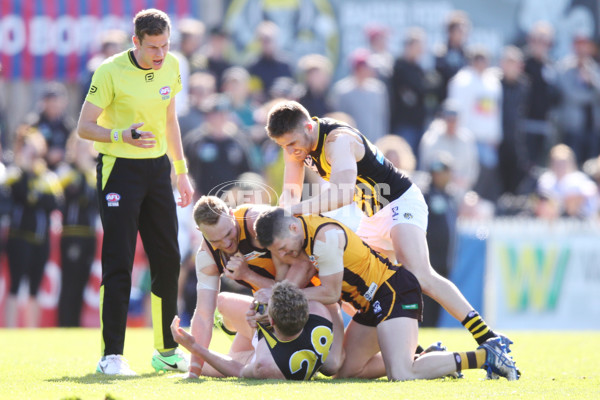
[[1, 328, 598, 400]]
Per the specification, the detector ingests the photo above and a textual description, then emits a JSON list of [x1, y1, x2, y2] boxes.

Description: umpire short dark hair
[[254, 208, 291, 248], [265, 100, 311, 138], [134, 8, 171, 43]]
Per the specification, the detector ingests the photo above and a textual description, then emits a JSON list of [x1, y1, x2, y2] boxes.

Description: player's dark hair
[[269, 280, 309, 336], [265, 100, 311, 138], [133, 8, 171, 43], [254, 208, 290, 248]]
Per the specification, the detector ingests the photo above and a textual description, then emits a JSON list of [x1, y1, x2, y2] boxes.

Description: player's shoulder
[[94, 50, 131, 76]]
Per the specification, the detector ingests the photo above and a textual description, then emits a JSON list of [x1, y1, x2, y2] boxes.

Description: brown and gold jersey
[[298, 214, 398, 312]]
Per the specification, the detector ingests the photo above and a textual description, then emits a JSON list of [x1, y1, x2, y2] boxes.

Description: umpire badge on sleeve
[[106, 193, 121, 207]]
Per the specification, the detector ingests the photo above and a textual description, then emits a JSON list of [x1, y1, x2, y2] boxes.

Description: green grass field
[[1, 328, 599, 400]]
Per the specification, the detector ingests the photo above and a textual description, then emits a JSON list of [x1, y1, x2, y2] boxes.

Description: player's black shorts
[[353, 266, 423, 327]]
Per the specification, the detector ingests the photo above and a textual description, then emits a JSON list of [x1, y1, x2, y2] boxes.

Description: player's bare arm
[[165, 97, 194, 207], [188, 240, 221, 377], [280, 150, 306, 208], [77, 101, 156, 147], [289, 130, 361, 215], [300, 225, 345, 304]]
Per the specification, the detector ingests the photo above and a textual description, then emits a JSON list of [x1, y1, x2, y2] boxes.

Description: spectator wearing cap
[[365, 24, 394, 82], [448, 46, 503, 202], [26, 82, 75, 170], [419, 100, 479, 202], [297, 54, 333, 117], [522, 21, 560, 168], [422, 152, 458, 327], [390, 27, 429, 156], [247, 21, 293, 103], [555, 32, 600, 166], [329, 48, 389, 142], [182, 94, 251, 198], [434, 10, 471, 103]]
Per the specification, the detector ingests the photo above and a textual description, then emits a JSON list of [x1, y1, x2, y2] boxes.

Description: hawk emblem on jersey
[[309, 255, 319, 267], [243, 251, 267, 261], [145, 72, 154, 82], [304, 156, 320, 174]]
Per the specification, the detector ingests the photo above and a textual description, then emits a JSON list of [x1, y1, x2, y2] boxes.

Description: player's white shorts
[[356, 183, 428, 254]]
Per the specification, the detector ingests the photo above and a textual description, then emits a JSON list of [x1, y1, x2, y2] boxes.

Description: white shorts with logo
[[356, 184, 428, 254]]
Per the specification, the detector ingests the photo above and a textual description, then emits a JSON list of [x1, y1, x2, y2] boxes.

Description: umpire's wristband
[[110, 129, 122, 143], [173, 159, 188, 175]]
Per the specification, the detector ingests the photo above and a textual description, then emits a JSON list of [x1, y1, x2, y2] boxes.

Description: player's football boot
[[418, 341, 463, 379], [96, 354, 137, 376], [478, 337, 520, 381], [151, 348, 189, 372]]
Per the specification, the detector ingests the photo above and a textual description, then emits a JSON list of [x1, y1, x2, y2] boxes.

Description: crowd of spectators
[[1, 9, 600, 327]]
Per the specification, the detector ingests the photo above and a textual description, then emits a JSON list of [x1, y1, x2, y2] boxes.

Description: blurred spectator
[[556, 33, 600, 165], [537, 144, 598, 219], [203, 27, 234, 91], [422, 153, 458, 327], [222, 66, 255, 129], [26, 82, 75, 171], [499, 45, 530, 195], [365, 24, 394, 82], [224, 171, 272, 207], [296, 54, 333, 117], [390, 27, 429, 155], [375, 134, 417, 175], [522, 21, 560, 168], [458, 190, 495, 219], [79, 29, 128, 103], [177, 72, 216, 139], [434, 10, 470, 103], [329, 48, 389, 143], [56, 133, 98, 327], [183, 94, 251, 197], [419, 100, 479, 202], [448, 47, 503, 202], [3, 127, 62, 327], [173, 18, 206, 116], [247, 21, 293, 103]]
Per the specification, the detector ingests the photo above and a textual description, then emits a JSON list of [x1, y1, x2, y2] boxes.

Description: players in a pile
[[264, 100, 513, 355], [253, 208, 519, 381]]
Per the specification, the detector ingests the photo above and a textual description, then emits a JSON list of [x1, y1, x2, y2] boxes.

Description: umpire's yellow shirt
[[85, 49, 182, 159]]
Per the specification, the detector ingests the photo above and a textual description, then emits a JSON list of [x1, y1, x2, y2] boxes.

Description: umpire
[[77, 8, 194, 376]]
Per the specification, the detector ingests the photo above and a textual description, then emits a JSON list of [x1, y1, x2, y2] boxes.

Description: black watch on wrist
[[131, 129, 141, 139]]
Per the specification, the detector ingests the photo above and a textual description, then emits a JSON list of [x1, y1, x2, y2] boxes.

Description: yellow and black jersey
[[205, 206, 276, 292], [298, 214, 398, 312], [304, 117, 412, 216], [257, 314, 333, 380], [85, 49, 182, 159]]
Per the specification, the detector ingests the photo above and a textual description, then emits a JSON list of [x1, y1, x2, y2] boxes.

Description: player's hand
[[253, 288, 272, 304], [124, 122, 156, 148], [170, 316, 195, 349], [224, 253, 249, 280], [176, 173, 194, 208]]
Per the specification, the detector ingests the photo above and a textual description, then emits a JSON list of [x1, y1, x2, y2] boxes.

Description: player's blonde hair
[[193, 195, 230, 227]]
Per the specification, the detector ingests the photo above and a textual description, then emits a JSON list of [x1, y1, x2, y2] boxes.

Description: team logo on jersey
[[159, 86, 171, 99], [372, 300, 382, 315], [106, 193, 120, 207], [308, 255, 319, 268], [89, 85, 97, 94], [304, 156, 319, 174], [145, 72, 154, 82], [243, 250, 267, 261], [403, 213, 413, 220]]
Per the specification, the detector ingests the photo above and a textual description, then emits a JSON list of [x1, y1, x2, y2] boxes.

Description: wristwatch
[[131, 129, 141, 139]]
